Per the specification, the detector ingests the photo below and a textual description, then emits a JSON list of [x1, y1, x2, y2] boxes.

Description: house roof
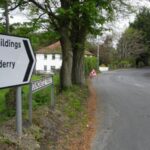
[[36, 41, 94, 56], [36, 41, 61, 54], [84, 50, 93, 56]]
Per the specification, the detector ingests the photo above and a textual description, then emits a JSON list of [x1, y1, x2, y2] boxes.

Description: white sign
[[0, 34, 36, 88], [32, 77, 53, 93]]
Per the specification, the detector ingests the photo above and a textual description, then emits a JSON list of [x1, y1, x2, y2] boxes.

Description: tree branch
[[9, 0, 28, 11]]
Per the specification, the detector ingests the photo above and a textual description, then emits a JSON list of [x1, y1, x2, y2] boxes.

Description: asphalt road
[[91, 68, 150, 150]]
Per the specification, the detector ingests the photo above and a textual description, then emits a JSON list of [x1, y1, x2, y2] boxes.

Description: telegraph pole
[[97, 44, 100, 70]]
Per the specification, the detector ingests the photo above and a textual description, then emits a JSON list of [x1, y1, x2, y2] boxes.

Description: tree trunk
[[72, 45, 85, 85], [60, 27, 73, 90], [5, 0, 10, 34], [71, 26, 87, 85]]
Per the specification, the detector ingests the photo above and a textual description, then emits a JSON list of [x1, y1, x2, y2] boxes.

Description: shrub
[[5, 88, 16, 117], [84, 56, 97, 76]]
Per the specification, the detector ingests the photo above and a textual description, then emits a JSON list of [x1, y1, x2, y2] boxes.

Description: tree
[[70, 1, 113, 85], [10, 22, 59, 50], [117, 7, 150, 67], [0, 0, 10, 34], [25, 0, 119, 88], [2, 0, 132, 90], [0, 0, 27, 34], [117, 27, 147, 66], [130, 7, 150, 52], [25, 0, 74, 89], [99, 36, 114, 65]]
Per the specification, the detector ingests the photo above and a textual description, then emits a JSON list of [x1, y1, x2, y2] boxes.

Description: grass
[[0, 74, 59, 123], [57, 85, 88, 121]]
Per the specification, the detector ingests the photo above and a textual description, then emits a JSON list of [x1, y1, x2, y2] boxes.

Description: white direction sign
[[0, 34, 36, 88]]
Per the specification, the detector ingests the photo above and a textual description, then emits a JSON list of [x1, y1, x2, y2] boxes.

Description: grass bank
[[0, 77, 96, 150]]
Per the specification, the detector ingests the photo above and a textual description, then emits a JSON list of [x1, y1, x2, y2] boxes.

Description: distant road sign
[[0, 34, 36, 88], [32, 77, 53, 93]]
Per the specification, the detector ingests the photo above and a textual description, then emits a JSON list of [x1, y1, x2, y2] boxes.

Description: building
[[35, 41, 94, 74], [35, 41, 62, 74]]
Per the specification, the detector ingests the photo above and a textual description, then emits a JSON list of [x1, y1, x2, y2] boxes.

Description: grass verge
[[0, 79, 96, 150]]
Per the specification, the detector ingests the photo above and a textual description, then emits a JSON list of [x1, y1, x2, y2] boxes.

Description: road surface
[[91, 68, 150, 150]]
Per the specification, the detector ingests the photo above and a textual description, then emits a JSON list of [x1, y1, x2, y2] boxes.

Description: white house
[[35, 41, 94, 74], [35, 41, 62, 74]]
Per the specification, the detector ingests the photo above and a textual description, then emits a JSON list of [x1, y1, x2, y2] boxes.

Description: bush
[[32, 89, 50, 108], [119, 60, 131, 68], [109, 59, 133, 69], [5, 88, 16, 117], [84, 56, 97, 76]]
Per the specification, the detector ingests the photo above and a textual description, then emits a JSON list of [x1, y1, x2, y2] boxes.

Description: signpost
[[0, 34, 35, 137], [29, 76, 54, 124]]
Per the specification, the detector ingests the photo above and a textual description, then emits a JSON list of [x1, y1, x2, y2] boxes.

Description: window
[[52, 54, 55, 60], [51, 66, 55, 72], [44, 65, 47, 71], [44, 54, 47, 60]]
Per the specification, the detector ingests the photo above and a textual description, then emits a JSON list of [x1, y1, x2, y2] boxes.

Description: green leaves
[[131, 8, 150, 46], [56, 7, 74, 20]]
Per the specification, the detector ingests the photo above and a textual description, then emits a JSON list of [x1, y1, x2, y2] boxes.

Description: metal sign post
[[29, 83, 32, 125], [16, 86, 22, 137], [28, 76, 54, 124], [51, 76, 55, 109]]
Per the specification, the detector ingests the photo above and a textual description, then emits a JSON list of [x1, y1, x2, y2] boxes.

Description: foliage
[[5, 88, 16, 117], [116, 8, 150, 68], [9, 23, 59, 50], [85, 41, 97, 55], [0, 23, 5, 33], [84, 56, 97, 76], [117, 27, 146, 60], [130, 7, 150, 51], [99, 35, 114, 65], [109, 59, 133, 69], [32, 88, 50, 108]]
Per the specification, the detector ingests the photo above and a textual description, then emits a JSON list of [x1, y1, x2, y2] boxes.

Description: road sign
[[29, 76, 54, 124], [0, 34, 36, 88], [32, 77, 53, 93]]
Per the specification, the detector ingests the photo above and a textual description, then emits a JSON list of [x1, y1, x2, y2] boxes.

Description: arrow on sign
[[23, 40, 34, 82]]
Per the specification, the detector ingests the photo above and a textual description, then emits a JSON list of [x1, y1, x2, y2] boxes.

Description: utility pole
[[97, 44, 99, 71]]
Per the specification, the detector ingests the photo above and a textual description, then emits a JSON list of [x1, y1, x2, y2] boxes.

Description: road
[[91, 68, 150, 150]]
